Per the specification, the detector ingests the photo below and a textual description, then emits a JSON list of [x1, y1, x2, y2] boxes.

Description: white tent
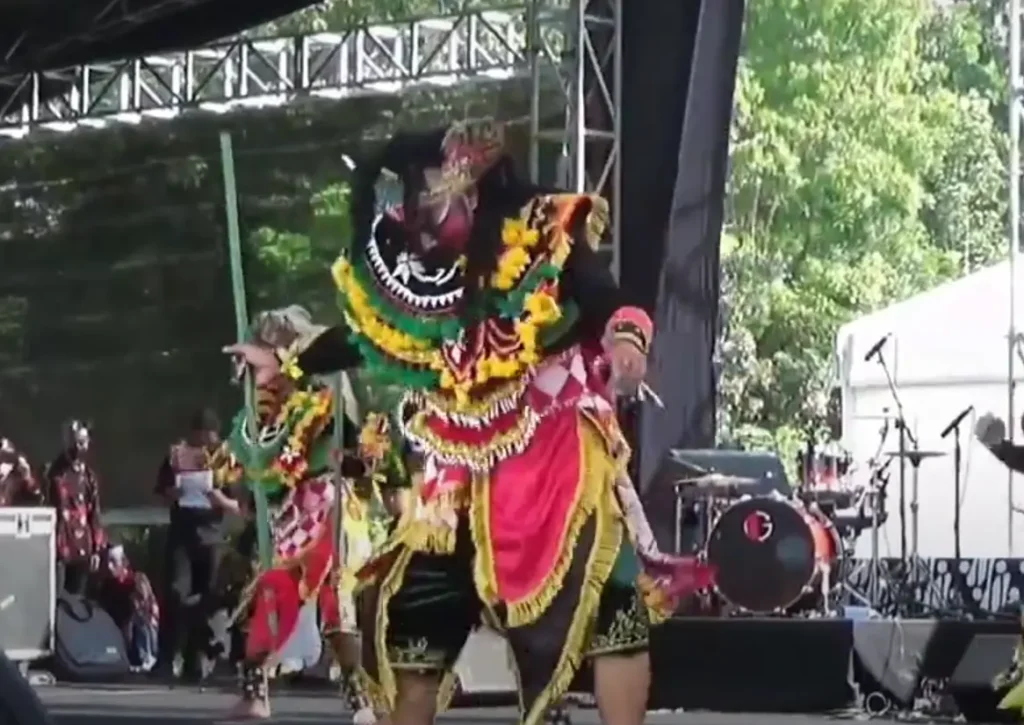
[[836, 260, 1024, 559]]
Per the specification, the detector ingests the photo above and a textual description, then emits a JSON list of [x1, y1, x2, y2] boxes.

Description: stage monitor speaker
[[852, 619, 936, 707], [948, 633, 1019, 723], [0, 508, 56, 663]]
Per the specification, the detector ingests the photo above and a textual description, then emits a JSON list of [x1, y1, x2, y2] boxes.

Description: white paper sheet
[[176, 470, 213, 509]]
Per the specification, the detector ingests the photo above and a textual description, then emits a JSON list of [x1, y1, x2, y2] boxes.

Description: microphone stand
[[874, 347, 915, 561], [940, 415, 967, 562]]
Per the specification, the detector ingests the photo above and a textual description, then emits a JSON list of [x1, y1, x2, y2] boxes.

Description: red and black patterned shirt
[[46, 453, 105, 562]]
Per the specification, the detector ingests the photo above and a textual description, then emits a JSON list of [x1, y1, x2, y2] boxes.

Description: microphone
[[940, 405, 974, 439], [864, 333, 891, 362]]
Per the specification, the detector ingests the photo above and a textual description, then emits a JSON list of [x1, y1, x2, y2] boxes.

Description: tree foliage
[[719, 0, 1009, 465], [255, 0, 500, 35]]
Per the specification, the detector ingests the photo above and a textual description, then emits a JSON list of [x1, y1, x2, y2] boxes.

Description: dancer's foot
[[225, 697, 271, 720], [352, 706, 377, 725]]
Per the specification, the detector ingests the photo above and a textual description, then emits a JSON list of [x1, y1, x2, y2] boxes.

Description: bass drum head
[[707, 497, 817, 612]]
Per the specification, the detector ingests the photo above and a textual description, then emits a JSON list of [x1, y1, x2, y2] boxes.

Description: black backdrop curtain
[[618, 0, 745, 536]]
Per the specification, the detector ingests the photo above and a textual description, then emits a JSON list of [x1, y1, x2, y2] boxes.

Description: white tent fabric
[[835, 260, 1024, 559]]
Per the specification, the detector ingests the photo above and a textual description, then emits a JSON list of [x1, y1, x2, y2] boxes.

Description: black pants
[[361, 515, 650, 723], [161, 532, 222, 672], [60, 559, 92, 596]]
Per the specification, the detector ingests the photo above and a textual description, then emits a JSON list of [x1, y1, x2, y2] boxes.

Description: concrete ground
[[39, 685, 897, 725]]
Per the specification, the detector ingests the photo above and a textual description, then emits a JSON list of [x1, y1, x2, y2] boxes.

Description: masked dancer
[[226, 122, 712, 725], [212, 306, 376, 722]]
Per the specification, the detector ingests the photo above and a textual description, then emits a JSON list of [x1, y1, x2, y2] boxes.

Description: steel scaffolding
[[0, 8, 531, 135], [1010, 0, 1023, 555], [0, 0, 622, 272], [527, 0, 621, 279]]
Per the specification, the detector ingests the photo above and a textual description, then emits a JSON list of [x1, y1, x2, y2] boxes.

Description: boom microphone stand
[[866, 335, 913, 560], [940, 406, 973, 563]]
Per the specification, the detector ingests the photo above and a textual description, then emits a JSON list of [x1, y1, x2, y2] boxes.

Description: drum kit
[[671, 438, 949, 618]]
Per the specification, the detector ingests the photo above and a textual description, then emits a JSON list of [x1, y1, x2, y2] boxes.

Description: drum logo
[[742, 510, 773, 543]]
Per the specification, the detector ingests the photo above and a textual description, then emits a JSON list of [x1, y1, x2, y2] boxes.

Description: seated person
[[95, 544, 160, 673]]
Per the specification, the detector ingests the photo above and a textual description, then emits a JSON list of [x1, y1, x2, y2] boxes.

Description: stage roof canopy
[[0, 0, 317, 110], [836, 261, 1020, 392]]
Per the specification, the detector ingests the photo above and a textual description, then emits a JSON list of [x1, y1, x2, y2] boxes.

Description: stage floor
[[39, 685, 896, 725], [33, 615, 1024, 723]]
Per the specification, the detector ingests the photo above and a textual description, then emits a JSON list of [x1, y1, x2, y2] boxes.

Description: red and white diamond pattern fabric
[[525, 345, 613, 417], [274, 475, 336, 562]]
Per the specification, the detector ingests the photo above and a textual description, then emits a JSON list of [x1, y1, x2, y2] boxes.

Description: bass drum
[[706, 496, 838, 613]]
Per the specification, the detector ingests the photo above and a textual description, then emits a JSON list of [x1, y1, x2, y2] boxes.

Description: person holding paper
[[155, 408, 236, 679]]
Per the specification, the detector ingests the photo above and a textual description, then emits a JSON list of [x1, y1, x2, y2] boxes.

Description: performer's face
[[189, 427, 220, 449], [68, 425, 89, 456], [75, 428, 90, 453]]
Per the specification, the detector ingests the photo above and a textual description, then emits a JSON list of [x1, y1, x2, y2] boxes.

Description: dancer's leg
[[362, 526, 481, 725], [225, 570, 303, 719], [392, 672, 442, 725], [324, 590, 377, 725], [588, 585, 650, 725], [228, 660, 271, 719], [593, 653, 649, 725]]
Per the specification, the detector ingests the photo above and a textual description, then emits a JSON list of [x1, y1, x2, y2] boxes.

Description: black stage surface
[[41, 688, 891, 725], [32, 616, 1024, 724]]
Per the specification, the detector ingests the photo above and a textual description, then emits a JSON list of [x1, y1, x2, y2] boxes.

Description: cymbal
[[885, 450, 946, 459], [674, 472, 760, 488]]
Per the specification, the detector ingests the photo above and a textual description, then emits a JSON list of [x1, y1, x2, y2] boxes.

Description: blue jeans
[[126, 615, 159, 670]]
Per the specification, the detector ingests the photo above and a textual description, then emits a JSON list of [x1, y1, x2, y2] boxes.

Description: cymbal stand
[[839, 462, 889, 612]]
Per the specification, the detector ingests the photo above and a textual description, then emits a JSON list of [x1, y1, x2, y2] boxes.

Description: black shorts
[[361, 513, 649, 720]]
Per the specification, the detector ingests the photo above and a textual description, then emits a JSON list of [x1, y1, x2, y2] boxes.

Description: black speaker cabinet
[[0, 508, 56, 662], [948, 632, 1020, 723]]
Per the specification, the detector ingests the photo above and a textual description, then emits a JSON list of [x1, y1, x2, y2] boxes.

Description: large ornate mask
[[359, 120, 505, 318]]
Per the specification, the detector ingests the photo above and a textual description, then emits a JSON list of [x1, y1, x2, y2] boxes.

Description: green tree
[[719, 0, 1008, 467], [256, 0, 500, 35]]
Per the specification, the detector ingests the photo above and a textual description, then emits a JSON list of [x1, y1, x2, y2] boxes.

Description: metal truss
[[0, 0, 622, 270], [0, 6, 531, 138], [1010, 0, 1023, 555], [3, 0, 210, 69], [527, 0, 621, 280]]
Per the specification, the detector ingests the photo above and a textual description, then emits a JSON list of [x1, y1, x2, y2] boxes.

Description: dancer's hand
[[608, 340, 647, 395], [975, 412, 1006, 447], [223, 342, 280, 386]]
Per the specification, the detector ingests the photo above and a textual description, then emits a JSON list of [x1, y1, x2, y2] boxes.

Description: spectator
[[96, 544, 160, 672]]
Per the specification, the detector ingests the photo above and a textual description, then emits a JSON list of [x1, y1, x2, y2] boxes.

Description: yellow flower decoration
[[501, 218, 540, 249], [524, 290, 560, 325], [492, 246, 531, 291], [280, 353, 303, 381]]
